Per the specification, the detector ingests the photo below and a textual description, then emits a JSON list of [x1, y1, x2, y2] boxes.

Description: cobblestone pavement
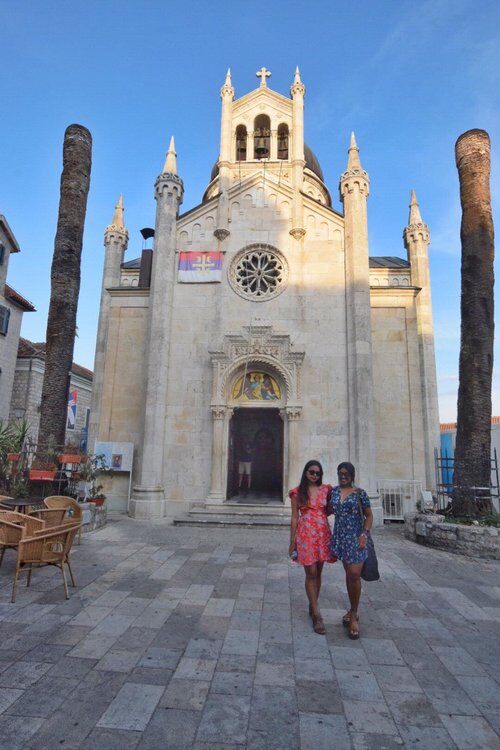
[[0, 516, 499, 749]]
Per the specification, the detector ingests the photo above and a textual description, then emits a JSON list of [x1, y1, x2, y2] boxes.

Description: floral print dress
[[328, 486, 371, 564], [289, 484, 336, 566]]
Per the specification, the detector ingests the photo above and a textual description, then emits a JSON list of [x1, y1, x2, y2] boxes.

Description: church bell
[[255, 137, 268, 157]]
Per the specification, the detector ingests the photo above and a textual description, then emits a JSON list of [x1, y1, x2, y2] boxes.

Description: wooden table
[[0, 497, 45, 514]]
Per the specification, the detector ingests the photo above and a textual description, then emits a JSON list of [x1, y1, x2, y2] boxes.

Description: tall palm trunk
[[38, 125, 92, 452], [453, 129, 495, 516]]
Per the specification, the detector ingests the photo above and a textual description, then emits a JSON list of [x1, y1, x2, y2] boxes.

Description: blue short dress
[[328, 486, 371, 564]]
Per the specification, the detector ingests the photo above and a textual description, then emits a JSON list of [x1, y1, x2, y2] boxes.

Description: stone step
[[190, 503, 290, 517], [173, 513, 290, 529]]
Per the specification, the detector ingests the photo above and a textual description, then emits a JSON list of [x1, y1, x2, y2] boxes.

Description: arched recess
[[277, 123, 289, 159], [254, 114, 270, 159], [207, 326, 305, 505], [236, 124, 247, 161]]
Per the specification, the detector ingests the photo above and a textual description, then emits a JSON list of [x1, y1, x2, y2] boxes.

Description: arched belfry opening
[[254, 114, 271, 159], [236, 125, 247, 161], [277, 123, 289, 160]]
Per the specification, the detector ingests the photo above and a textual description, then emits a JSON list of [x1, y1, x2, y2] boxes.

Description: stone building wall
[[10, 356, 92, 446], [0, 301, 23, 421]]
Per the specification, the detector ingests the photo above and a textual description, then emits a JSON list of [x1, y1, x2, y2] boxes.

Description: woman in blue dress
[[327, 462, 373, 639]]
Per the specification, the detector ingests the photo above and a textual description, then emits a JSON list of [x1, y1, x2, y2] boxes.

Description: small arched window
[[277, 124, 289, 160], [236, 125, 247, 161], [254, 115, 270, 159]]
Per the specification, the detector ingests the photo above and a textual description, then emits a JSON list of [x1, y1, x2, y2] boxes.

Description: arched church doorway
[[227, 408, 283, 502]]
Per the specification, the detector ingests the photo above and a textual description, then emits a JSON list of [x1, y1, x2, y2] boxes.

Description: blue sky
[[1, 0, 499, 421]]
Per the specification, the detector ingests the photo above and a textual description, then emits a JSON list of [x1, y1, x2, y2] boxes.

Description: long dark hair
[[298, 459, 323, 506]]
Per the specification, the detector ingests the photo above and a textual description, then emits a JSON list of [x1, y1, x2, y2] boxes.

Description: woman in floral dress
[[289, 460, 336, 634], [327, 461, 373, 639]]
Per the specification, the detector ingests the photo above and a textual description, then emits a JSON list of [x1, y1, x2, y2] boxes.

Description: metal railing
[[377, 479, 423, 521], [434, 448, 500, 513]]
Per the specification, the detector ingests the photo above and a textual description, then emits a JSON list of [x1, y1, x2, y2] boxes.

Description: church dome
[[209, 143, 325, 183]]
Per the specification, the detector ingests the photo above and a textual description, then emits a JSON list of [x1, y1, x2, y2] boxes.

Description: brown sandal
[[312, 613, 326, 635], [348, 612, 359, 640]]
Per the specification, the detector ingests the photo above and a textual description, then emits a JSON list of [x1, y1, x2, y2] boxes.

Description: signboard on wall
[[94, 442, 134, 472]]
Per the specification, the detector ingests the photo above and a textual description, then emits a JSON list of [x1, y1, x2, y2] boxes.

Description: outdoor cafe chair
[[28, 508, 68, 528], [0, 512, 44, 566], [0, 495, 14, 510], [11, 522, 80, 603], [44, 496, 83, 543]]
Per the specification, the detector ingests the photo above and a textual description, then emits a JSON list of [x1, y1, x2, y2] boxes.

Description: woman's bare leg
[[304, 563, 320, 616], [343, 561, 363, 621], [316, 561, 324, 603]]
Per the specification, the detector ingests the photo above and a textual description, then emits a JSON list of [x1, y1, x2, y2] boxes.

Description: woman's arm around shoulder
[[326, 484, 336, 516]]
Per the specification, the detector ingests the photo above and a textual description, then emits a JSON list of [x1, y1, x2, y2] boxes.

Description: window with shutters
[[0, 305, 10, 335]]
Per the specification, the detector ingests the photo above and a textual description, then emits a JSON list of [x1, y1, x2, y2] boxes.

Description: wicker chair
[[0, 512, 45, 566], [0, 495, 14, 510], [11, 523, 80, 602], [44, 496, 83, 543], [28, 508, 68, 528]]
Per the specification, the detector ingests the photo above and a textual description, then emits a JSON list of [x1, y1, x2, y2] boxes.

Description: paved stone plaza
[[0, 517, 499, 749]]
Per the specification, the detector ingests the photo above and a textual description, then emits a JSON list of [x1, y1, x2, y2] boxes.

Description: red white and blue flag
[[178, 251, 223, 283], [67, 390, 77, 430]]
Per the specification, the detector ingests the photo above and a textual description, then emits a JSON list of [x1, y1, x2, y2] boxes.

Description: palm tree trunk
[[38, 125, 92, 452], [453, 129, 495, 516]]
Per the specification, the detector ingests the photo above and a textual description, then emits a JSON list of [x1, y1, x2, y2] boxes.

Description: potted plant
[[78, 454, 113, 506]]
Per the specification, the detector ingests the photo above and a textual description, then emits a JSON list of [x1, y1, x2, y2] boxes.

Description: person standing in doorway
[[238, 439, 254, 494], [327, 461, 373, 639], [289, 460, 336, 635]]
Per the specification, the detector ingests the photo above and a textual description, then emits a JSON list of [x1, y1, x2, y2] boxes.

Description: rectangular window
[[0, 305, 10, 335], [0, 245, 5, 265]]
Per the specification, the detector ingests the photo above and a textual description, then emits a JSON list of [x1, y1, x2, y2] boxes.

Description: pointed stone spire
[[105, 194, 128, 238], [220, 67, 235, 99], [408, 189, 423, 225], [347, 131, 361, 170], [290, 65, 305, 97], [112, 194, 124, 229], [162, 136, 177, 175]]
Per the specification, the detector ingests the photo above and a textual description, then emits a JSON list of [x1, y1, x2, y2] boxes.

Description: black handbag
[[357, 498, 380, 582]]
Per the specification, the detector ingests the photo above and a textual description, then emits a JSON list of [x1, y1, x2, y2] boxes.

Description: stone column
[[207, 405, 232, 503], [339, 134, 379, 515], [404, 191, 440, 490], [88, 197, 128, 452], [286, 405, 302, 504], [270, 129, 278, 160], [129, 142, 184, 519], [290, 67, 306, 240]]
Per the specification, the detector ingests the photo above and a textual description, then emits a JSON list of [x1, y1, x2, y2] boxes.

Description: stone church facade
[[90, 68, 440, 521]]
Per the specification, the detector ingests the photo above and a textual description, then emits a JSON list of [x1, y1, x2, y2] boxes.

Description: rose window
[[229, 245, 288, 300]]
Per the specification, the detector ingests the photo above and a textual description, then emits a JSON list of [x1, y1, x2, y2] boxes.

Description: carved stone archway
[[207, 326, 304, 503]]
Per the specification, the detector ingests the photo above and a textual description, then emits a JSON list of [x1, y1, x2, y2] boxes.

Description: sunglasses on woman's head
[[308, 469, 321, 476]]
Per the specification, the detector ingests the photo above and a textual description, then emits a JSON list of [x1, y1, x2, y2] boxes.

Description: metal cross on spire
[[256, 67, 271, 87]]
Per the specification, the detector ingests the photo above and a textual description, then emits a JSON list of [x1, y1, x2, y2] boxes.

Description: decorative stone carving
[[211, 406, 226, 420], [228, 244, 288, 301], [213, 228, 230, 241], [154, 172, 184, 201], [286, 406, 302, 420], [289, 227, 306, 240], [404, 222, 430, 244], [209, 325, 305, 404], [339, 167, 370, 197]]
